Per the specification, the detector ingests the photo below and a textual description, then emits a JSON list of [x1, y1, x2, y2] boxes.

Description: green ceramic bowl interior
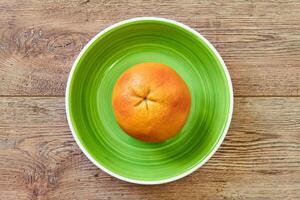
[[67, 18, 232, 183]]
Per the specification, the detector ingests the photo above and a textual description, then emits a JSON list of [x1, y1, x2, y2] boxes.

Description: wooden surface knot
[[47, 32, 88, 57], [4, 28, 89, 58]]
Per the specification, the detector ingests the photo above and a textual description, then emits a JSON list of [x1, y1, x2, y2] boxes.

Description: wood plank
[[0, 97, 299, 199], [0, 0, 300, 96]]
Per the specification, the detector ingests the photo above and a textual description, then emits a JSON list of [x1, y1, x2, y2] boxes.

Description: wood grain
[[0, 0, 300, 96], [0, 97, 299, 199], [1, 0, 300, 199]]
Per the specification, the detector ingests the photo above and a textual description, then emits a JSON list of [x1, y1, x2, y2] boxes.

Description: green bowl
[[66, 17, 233, 184]]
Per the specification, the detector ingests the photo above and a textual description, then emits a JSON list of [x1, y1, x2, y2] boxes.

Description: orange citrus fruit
[[112, 62, 191, 142]]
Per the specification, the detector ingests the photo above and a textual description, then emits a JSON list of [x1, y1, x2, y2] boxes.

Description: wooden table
[[1, 0, 300, 199]]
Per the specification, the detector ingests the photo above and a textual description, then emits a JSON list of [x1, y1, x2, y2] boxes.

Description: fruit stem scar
[[132, 87, 158, 109], [133, 98, 144, 106], [131, 88, 144, 98], [147, 97, 157, 102], [145, 88, 151, 97], [144, 99, 149, 110]]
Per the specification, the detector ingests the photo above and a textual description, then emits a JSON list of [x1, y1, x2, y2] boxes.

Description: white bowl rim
[[65, 17, 234, 185]]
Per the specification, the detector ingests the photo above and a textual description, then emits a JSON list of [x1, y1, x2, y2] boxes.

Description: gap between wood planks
[[0, 95, 300, 98]]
